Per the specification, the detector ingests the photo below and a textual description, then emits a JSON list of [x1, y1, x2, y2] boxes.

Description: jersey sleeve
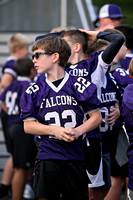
[[91, 52, 110, 100], [20, 82, 40, 120], [2, 59, 17, 78], [112, 68, 133, 88], [71, 76, 101, 113]]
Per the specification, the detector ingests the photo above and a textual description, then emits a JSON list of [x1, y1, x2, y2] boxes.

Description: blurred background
[[0, 0, 132, 32]]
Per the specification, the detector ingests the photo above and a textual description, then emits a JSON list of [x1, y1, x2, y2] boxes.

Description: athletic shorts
[[7, 123, 36, 168], [108, 128, 128, 177], [98, 153, 111, 190], [33, 160, 89, 200], [83, 137, 105, 188], [0, 110, 10, 152]]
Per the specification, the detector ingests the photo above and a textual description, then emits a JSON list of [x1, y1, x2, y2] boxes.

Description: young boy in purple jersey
[[121, 84, 133, 200], [97, 72, 123, 199], [20, 35, 102, 200], [101, 28, 133, 200], [0, 33, 30, 199], [0, 57, 36, 200], [60, 29, 125, 200], [0, 33, 30, 93]]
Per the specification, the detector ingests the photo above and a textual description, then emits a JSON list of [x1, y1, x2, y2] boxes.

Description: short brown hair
[[61, 30, 88, 54], [104, 28, 126, 40], [14, 57, 34, 76], [85, 39, 109, 57], [32, 35, 71, 68], [8, 33, 30, 53]]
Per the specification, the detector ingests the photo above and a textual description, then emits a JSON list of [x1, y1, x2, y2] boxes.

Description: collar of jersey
[[69, 60, 86, 69], [45, 72, 69, 92]]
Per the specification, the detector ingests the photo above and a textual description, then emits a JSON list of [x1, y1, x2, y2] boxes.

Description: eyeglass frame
[[32, 52, 55, 60]]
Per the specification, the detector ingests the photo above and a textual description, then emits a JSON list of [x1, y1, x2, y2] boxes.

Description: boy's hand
[[53, 126, 76, 142], [65, 127, 79, 141], [106, 107, 120, 127], [79, 29, 99, 44]]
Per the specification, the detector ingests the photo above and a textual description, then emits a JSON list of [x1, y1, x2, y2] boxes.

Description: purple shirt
[[0, 77, 31, 126], [121, 84, 133, 189], [99, 73, 122, 153], [2, 56, 16, 78], [65, 51, 110, 138], [119, 54, 133, 70], [111, 67, 133, 90], [20, 73, 100, 161]]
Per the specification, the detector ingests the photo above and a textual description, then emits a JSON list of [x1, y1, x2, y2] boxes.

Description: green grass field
[[92, 0, 133, 27]]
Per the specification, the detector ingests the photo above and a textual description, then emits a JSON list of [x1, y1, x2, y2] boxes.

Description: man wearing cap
[[94, 4, 125, 31]]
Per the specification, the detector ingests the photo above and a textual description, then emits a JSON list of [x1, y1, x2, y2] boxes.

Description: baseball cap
[[99, 4, 125, 19], [94, 3, 125, 25], [35, 30, 65, 41], [123, 84, 133, 110]]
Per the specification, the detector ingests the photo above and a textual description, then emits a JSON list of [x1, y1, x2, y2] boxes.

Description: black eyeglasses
[[32, 52, 54, 60]]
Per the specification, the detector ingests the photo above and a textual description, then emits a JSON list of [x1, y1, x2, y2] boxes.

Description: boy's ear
[[53, 53, 59, 63], [74, 43, 81, 53]]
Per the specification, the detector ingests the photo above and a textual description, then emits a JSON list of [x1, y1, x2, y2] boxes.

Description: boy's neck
[[10, 53, 19, 59], [47, 66, 65, 82], [70, 52, 86, 64]]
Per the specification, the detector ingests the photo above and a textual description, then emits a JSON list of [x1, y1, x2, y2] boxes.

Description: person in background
[[93, 4, 125, 31], [0, 57, 36, 200], [60, 29, 125, 200], [115, 24, 133, 71], [121, 84, 133, 200], [0, 33, 30, 199], [103, 28, 133, 200]]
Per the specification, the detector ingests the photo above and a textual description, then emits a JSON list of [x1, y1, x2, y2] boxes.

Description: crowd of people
[[0, 3, 133, 200]]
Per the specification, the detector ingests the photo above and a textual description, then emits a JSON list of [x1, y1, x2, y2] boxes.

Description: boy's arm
[[74, 109, 102, 138], [80, 30, 125, 101], [0, 102, 8, 113], [24, 120, 75, 142], [0, 73, 14, 94], [24, 109, 102, 141], [79, 29, 125, 63], [97, 31, 125, 64]]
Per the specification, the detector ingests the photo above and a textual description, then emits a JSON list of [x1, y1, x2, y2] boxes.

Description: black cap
[[35, 30, 65, 41]]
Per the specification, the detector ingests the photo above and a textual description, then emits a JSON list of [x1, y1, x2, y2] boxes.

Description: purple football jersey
[[119, 54, 133, 70], [99, 73, 122, 153], [0, 77, 31, 126], [65, 51, 110, 90], [111, 67, 133, 90], [65, 51, 110, 138], [121, 84, 133, 189], [100, 73, 122, 134], [20, 73, 100, 161], [2, 57, 16, 78]]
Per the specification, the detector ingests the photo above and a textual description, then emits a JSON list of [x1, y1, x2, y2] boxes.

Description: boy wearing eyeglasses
[[20, 35, 102, 200]]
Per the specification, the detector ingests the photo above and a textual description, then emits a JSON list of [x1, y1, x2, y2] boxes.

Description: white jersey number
[[26, 83, 39, 94], [99, 107, 112, 132], [74, 77, 91, 93], [45, 110, 76, 139], [5, 91, 19, 115]]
